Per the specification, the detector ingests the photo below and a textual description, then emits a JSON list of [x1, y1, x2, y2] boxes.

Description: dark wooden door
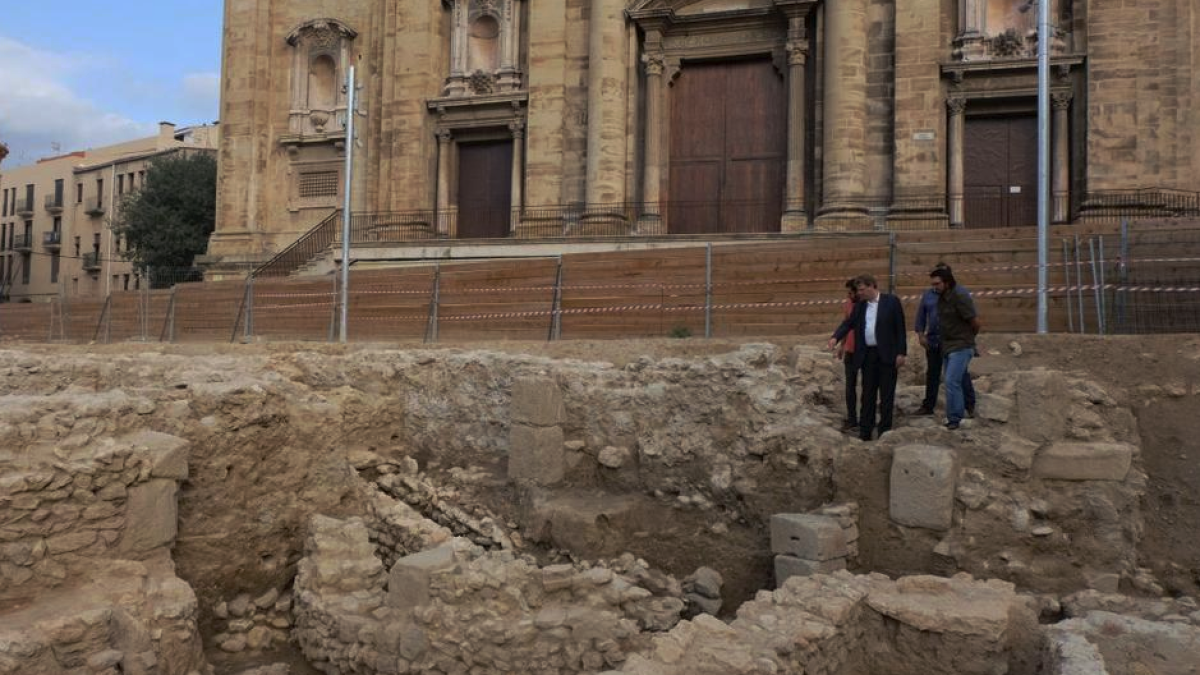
[[457, 140, 513, 239], [669, 58, 786, 234], [964, 115, 1037, 228]]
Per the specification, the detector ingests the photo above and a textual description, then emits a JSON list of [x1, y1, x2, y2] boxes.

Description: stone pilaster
[[638, 48, 666, 233], [510, 121, 526, 233], [953, 0, 986, 61], [946, 96, 966, 228], [777, 1, 816, 232], [436, 130, 453, 236], [1052, 92, 1072, 223], [814, 0, 871, 231], [584, 0, 627, 206], [524, 0, 568, 205], [888, 0, 949, 230]]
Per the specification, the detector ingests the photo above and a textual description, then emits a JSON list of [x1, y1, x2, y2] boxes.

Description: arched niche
[[285, 18, 358, 136], [442, 0, 523, 96]]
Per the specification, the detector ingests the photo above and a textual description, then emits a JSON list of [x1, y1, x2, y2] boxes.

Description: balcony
[[44, 194, 64, 213], [15, 199, 34, 217], [12, 233, 33, 252], [85, 197, 106, 217], [43, 231, 62, 250], [82, 251, 102, 272]]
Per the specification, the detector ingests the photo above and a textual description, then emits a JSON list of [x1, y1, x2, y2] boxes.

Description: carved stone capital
[[642, 52, 665, 77], [508, 120, 526, 138], [946, 96, 967, 115], [786, 41, 808, 66], [1052, 91, 1073, 110], [437, 129, 453, 144]]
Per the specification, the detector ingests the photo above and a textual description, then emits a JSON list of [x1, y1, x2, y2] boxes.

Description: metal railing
[[84, 197, 106, 216], [12, 233, 32, 252], [15, 198, 34, 216], [44, 194, 64, 212], [82, 251, 101, 271], [252, 209, 341, 278], [43, 231, 62, 248]]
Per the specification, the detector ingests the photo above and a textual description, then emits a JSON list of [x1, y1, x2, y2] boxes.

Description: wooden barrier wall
[[1, 221, 1196, 343]]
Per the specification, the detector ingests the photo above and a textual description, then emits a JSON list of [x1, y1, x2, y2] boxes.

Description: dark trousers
[[843, 354, 861, 426], [922, 344, 976, 410], [859, 346, 898, 440]]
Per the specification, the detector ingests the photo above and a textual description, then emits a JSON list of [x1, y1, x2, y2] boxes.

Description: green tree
[[112, 151, 217, 285]]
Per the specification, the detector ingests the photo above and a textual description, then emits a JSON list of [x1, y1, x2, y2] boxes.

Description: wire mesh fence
[[1, 222, 1197, 344]]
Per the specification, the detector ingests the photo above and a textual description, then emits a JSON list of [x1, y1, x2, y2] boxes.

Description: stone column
[[436, 130, 453, 236], [585, 0, 627, 207], [510, 121, 525, 234], [639, 49, 666, 232], [815, 0, 870, 230], [781, 12, 811, 232], [947, 96, 966, 228], [1052, 91, 1071, 223]]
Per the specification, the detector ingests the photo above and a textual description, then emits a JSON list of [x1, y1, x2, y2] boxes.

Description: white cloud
[[179, 72, 220, 122], [0, 37, 156, 166]]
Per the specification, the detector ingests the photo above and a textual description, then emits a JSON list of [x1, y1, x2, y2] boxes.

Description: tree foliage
[[112, 151, 217, 277]]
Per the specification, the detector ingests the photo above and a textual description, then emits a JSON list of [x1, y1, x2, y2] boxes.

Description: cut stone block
[[774, 555, 846, 585], [1033, 442, 1134, 481], [511, 377, 565, 427], [769, 514, 847, 560], [387, 542, 456, 611], [125, 430, 190, 480], [1016, 370, 1069, 443], [119, 478, 179, 554], [508, 424, 564, 485], [890, 444, 957, 531]]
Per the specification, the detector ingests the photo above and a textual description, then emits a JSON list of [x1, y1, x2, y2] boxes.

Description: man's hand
[[896, 355, 907, 368], [827, 337, 839, 351], [835, 346, 846, 359], [917, 333, 928, 348]]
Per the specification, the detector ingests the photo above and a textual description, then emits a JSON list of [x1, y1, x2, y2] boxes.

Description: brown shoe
[[915, 406, 935, 416]]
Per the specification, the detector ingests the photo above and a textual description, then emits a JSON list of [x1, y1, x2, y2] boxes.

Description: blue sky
[[0, 3, 223, 167]]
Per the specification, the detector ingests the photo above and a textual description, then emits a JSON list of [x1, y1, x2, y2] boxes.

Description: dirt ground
[[9, 332, 1200, 673]]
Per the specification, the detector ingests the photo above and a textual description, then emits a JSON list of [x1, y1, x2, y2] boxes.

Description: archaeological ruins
[[1, 334, 1199, 674]]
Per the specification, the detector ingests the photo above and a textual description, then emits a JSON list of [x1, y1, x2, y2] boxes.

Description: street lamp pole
[[339, 65, 357, 344], [1036, 0, 1050, 333]]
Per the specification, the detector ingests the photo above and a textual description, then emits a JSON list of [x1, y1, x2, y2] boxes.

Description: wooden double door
[[963, 115, 1037, 228], [668, 58, 786, 234], [457, 140, 513, 239]]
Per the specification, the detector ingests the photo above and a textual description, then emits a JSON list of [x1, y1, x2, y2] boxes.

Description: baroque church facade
[[207, 0, 1199, 267]]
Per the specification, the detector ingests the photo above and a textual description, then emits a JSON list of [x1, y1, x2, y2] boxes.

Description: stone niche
[[281, 18, 358, 145]]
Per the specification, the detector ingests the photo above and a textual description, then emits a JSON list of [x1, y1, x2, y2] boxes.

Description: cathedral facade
[[207, 0, 1200, 266]]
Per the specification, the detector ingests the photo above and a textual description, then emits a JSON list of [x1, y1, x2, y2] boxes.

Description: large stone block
[[511, 377, 565, 427], [769, 514, 847, 561], [1033, 442, 1134, 481], [890, 444, 957, 531], [508, 424, 564, 486], [774, 555, 846, 586], [387, 542, 456, 611], [124, 430, 190, 480], [119, 479, 179, 554], [1016, 370, 1069, 443]]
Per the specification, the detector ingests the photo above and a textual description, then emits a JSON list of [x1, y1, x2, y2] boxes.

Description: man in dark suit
[[827, 274, 908, 441]]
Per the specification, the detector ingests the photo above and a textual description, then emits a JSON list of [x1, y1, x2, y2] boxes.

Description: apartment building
[[0, 123, 219, 302]]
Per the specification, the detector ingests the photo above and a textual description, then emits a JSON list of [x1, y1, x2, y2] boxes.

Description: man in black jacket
[[828, 274, 908, 441]]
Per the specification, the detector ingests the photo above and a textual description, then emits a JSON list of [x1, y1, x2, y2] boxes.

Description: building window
[[53, 179, 64, 206], [1, 223, 5, 251], [298, 171, 340, 198], [138, 170, 145, 184], [52, 216, 61, 233], [21, 255, 31, 285], [74, 236, 81, 257], [50, 253, 60, 284], [123, 274, 130, 290], [96, 178, 104, 202], [24, 184, 34, 208], [118, 174, 125, 195], [2, 189, 7, 216], [77, 183, 84, 204]]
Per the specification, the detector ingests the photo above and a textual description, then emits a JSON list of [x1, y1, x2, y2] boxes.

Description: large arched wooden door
[[668, 58, 785, 234]]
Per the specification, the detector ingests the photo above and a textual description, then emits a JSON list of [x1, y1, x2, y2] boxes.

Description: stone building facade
[[208, 0, 1200, 266]]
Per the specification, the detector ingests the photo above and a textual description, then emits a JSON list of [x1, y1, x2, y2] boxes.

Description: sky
[[0, 2, 223, 167]]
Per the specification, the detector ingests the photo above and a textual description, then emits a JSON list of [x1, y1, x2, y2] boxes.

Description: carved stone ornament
[[786, 41, 808, 66], [946, 97, 967, 115], [642, 52, 665, 76], [286, 18, 359, 46], [1052, 91, 1073, 110]]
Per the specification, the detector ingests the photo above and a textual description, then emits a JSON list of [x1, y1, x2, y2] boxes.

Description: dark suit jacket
[[832, 294, 908, 367]]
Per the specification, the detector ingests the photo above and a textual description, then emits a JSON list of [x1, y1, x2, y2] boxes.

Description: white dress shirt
[[864, 298, 879, 347]]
